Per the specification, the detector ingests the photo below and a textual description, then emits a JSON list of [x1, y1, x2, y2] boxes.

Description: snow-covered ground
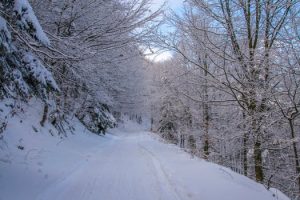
[[0, 103, 290, 200]]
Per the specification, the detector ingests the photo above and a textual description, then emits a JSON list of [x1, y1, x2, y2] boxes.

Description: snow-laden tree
[[0, 0, 58, 100], [24, 0, 161, 134]]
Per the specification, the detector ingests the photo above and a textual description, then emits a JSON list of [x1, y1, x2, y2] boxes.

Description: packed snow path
[[0, 122, 288, 200], [35, 132, 283, 200], [36, 132, 187, 200]]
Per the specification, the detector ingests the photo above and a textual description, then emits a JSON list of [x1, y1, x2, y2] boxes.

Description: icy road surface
[[0, 121, 288, 200]]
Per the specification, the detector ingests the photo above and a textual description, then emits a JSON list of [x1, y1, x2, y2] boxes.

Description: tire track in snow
[[138, 144, 185, 200]]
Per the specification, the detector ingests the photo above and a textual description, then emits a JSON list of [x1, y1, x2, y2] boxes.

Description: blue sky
[[150, 0, 184, 12], [145, 0, 184, 62]]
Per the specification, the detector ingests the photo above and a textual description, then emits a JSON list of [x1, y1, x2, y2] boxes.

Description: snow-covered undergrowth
[[0, 102, 290, 200]]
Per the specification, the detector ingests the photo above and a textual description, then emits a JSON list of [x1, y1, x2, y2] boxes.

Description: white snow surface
[[0, 103, 290, 200]]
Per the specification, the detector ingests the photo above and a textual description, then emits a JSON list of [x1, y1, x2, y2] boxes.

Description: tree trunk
[[203, 104, 209, 159], [202, 53, 210, 160], [288, 119, 300, 193], [40, 104, 49, 127], [243, 132, 248, 176], [254, 138, 264, 182], [251, 112, 264, 182], [150, 117, 154, 131], [242, 112, 248, 176]]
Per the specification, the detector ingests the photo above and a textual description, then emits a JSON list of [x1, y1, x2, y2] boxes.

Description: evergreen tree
[[0, 0, 58, 101]]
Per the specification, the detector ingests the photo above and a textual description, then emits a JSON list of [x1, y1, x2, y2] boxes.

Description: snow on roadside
[[0, 103, 291, 200], [138, 132, 291, 200], [0, 99, 108, 200]]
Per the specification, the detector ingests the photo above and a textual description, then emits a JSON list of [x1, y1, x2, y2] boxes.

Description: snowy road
[[0, 121, 288, 200], [36, 132, 186, 200], [34, 130, 284, 200]]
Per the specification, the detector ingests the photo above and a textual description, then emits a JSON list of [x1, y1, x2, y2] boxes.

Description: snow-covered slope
[[0, 105, 290, 200]]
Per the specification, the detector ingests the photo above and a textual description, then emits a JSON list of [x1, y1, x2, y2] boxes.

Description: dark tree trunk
[[202, 53, 210, 160], [243, 132, 248, 176], [254, 139, 263, 182], [288, 119, 300, 193], [40, 104, 49, 127], [251, 112, 264, 182], [242, 112, 248, 176]]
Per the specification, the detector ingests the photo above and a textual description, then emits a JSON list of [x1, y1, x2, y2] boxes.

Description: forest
[[0, 0, 300, 199]]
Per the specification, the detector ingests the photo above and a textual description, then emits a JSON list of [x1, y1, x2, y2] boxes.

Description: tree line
[[149, 0, 300, 198]]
